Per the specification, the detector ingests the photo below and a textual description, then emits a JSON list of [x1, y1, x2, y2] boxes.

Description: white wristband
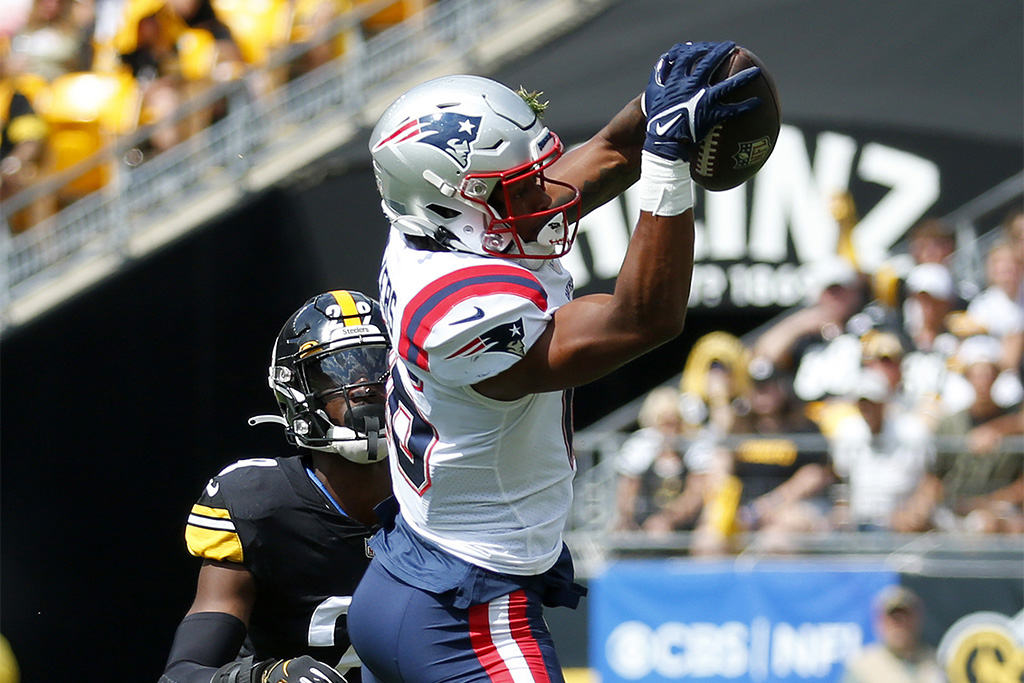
[[638, 150, 694, 216]]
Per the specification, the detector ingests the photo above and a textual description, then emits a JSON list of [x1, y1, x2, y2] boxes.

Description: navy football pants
[[349, 559, 565, 683]]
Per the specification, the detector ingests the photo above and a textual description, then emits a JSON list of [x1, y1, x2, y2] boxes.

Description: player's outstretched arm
[[476, 42, 762, 401], [548, 94, 645, 217]]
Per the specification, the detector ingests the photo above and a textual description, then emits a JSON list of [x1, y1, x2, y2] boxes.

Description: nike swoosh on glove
[[642, 41, 763, 161]]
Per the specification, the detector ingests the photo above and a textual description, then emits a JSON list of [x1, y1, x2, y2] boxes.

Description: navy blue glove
[[642, 41, 763, 161]]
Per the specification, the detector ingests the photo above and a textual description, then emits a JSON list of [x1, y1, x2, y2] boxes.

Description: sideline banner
[[590, 560, 896, 682]]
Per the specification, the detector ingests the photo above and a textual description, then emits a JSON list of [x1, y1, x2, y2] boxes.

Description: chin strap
[[364, 415, 379, 457], [249, 409, 388, 464]]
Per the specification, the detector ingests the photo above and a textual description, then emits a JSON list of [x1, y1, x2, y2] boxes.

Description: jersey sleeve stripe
[[187, 512, 236, 532], [399, 265, 547, 371], [191, 503, 231, 519], [185, 525, 245, 563]]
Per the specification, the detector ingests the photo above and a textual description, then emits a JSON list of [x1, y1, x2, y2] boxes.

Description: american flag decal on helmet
[[372, 112, 482, 169]]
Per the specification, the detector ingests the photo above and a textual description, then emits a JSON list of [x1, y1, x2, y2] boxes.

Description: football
[[690, 46, 781, 192]]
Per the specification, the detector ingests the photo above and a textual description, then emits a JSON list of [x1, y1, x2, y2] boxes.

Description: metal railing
[[565, 432, 1024, 577]]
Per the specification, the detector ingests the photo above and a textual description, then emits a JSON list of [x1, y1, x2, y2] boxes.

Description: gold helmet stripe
[[331, 290, 362, 325]]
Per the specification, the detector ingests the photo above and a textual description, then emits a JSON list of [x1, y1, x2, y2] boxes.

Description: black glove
[[642, 40, 762, 161], [259, 656, 347, 683], [212, 655, 347, 683]]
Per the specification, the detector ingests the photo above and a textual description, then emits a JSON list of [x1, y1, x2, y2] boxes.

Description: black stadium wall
[[2, 0, 1021, 680]]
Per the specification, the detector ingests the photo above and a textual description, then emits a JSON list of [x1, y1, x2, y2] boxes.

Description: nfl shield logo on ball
[[733, 137, 772, 168]]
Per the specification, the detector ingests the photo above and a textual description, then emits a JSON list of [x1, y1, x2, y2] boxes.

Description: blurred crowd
[[613, 211, 1024, 554], [1, 0, 431, 232]]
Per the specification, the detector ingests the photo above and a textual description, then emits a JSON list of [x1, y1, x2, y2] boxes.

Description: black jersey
[[733, 423, 828, 504], [185, 455, 376, 678]]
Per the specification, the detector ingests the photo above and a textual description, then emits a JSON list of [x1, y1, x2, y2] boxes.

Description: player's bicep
[[187, 560, 256, 624], [473, 293, 652, 400]]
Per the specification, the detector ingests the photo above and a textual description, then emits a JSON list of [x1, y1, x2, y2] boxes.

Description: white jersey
[[829, 409, 935, 528], [967, 286, 1024, 339], [378, 228, 576, 575]]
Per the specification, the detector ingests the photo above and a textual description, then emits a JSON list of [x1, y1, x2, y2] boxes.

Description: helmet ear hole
[[426, 204, 461, 220]]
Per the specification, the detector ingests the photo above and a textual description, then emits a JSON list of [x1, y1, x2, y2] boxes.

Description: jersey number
[[309, 596, 359, 671], [387, 369, 437, 494]]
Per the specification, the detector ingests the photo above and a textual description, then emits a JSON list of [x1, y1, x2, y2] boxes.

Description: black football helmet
[[250, 290, 390, 464]]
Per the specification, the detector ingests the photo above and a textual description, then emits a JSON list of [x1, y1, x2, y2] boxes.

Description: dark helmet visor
[[305, 345, 389, 398]]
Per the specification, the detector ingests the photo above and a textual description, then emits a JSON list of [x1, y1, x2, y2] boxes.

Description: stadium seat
[[177, 28, 219, 81], [290, 0, 356, 60], [35, 71, 141, 197], [0, 73, 49, 112], [356, 0, 428, 33], [111, 0, 184, 56], [210, 0, 293, 67], [1, 72, 54, 232]]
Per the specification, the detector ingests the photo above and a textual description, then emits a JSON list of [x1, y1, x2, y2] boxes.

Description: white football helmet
[[369, 74, 581, 260]]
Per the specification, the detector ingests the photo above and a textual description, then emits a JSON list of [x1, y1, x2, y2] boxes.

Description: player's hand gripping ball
[[641, 41, 763, 163], [689, 45, 781, 191]]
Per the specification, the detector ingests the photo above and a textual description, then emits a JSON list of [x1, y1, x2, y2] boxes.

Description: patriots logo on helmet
[[446, 318, 527, 360], [372, 112, 482, 169]]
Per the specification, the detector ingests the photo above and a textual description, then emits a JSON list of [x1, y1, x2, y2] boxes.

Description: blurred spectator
[[8, 0, 93, 81], [900, 263, 964, 418], [866, 218, 956, 332], [114, 0, 242, 153], [860, 330, 907, 395], [755, 257, 863, 374], [690, 357, 834, 555], [828, 368, 935, 531], [753, 256, 866, 403], [1, 51, 52, 230], [903, 263, 959, 354], [905, 335, 1024, 534], [168, 0, 242, 63], [907, 217, 956, 267], [613, 387, 707, 532], [358, 0, 429, 37], [841, 585, 943, 683], [289, 0, 364, 77], [964, 239, 1024, 377], [1002, 207, 1024, 282], [1, 63, 48, 199]]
